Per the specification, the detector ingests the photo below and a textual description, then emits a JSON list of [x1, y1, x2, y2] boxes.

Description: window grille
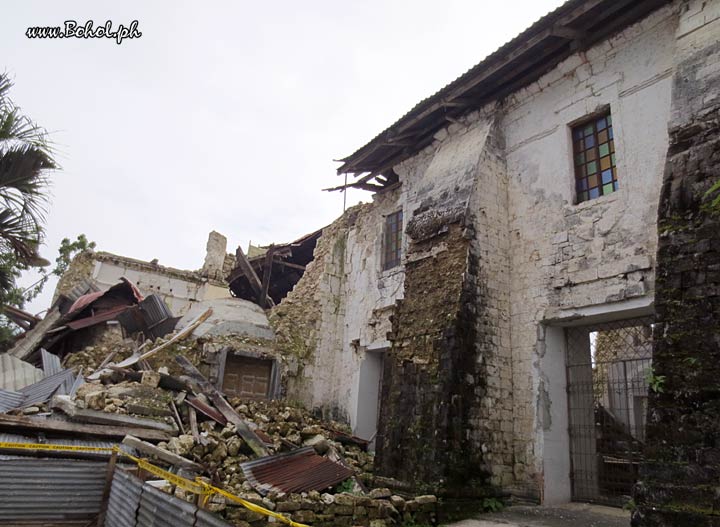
[[383, 210, 402, 270], [573, 111, 617, 203]]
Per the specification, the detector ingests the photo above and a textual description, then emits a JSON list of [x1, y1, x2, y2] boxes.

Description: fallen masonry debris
[[0, 264, 439, 526]]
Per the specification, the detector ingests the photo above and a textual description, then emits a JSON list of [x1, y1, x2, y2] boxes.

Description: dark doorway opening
[[566, 317, 653, 506]]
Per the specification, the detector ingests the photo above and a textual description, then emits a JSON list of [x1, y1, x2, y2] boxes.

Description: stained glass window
[[383, 210, 403, 270], [573, 111, 617, 203]]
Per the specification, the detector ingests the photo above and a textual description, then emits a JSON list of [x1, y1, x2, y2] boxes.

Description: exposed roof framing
[[333, 0, 671, 191]]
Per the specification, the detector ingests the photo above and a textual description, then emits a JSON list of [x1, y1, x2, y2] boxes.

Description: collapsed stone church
[[267, 0, 720, 524], [40, 1, 717, 525]]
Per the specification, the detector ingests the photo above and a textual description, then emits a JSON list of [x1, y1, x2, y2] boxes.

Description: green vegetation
[[481, 497, 504, 512], [646, 368, 667, 393], [703, 178, 720, 214]]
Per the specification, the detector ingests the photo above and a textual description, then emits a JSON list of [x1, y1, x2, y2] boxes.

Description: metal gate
[[566, 317, 653, 505]]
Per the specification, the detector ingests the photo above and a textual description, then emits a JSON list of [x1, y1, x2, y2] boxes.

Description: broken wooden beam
[[271, 258, 306, 272], [51, 395, 177, 433], [259, 245, 276, 308], [188, 405, 200, 443], [109, 366, 191, 392], [0, 413, 172, 441], [233, 246, 275, 307], [122, 435, 203, 472], [175, 355, 269, 457]]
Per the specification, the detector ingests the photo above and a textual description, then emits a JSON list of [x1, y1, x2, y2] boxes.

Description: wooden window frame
[[572, 110, 618, 204], [382, 209, 403, 271]]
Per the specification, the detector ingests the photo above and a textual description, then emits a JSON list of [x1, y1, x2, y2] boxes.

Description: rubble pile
[[215, 489, 438, 527], [0, 276, 439, 526], [74, 380, 175, 419]]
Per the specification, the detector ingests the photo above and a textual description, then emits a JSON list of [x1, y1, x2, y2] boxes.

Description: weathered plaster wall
[[272, 0, 720, 504], [502, 5, 677, 498], [634, 1, 720, 525], [90, 252, 231, 316], [54, 250, 232, 317]]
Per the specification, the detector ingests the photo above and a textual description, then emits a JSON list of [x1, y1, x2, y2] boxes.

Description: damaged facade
[[0, 1, 718, 526], [264, 0, 720, 521]]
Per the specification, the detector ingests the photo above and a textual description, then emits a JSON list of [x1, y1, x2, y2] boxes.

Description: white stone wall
[[287, 0, 720, 499], [503, 5, 676, 495], [91, 257, 231, 317]]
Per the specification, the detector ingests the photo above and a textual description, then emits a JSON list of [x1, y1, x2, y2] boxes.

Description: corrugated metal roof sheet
[[0, 353, 44, 391], [106, 469, 143, 527], [0, 457, 107, 521], [195, 509, 235, 527], [241, 446, 354, 495], [67, 305, 131, 330], [137, 484, 196, 527], [41, 348, 62, 376], [18, 368, 76, 407], [337, 0, 671, 179], [0, 432, 136, 458], [0, 389, 26, 413]]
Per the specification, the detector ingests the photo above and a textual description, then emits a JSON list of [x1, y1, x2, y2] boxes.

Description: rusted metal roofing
[[240, 446, 354, 495], [68, 277, 144, 314], [0, 353, 44, 391], [67, 305, 132, 330], [186, 396, 227, 425], [335, 0, 671, 188]]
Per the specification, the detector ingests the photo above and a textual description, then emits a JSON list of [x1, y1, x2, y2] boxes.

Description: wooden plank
[[0, 413, 171, 441], [258, 246, 276, 308], [170, 400, 185, 434], [8, 307, 62, 359], [175, 355, 269, 457], [50, 395, 177, 433], [271, 259, 306, 272], [188, 406, 200, 443], [122, 435, 203, 472]]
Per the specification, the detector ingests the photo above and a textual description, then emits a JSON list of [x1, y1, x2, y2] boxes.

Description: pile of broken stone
[[2, 347, 437, 527]]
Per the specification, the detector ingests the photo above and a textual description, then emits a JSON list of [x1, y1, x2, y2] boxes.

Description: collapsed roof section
[[227, 228, 322, 308], [8, 278, 176, 364], [331, 0, 670, 192]]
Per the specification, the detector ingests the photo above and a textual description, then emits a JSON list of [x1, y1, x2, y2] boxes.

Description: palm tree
[[0, 73, 55, 292]]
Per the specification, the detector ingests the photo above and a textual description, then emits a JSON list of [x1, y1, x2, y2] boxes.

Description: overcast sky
[[3, 0, 563, 314]]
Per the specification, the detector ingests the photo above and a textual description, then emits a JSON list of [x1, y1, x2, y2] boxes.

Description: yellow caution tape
[[133, 456, 208, 496], [200, 482, 310, 527], [0, 441, 309, 527], [0, 441, 115, 452]]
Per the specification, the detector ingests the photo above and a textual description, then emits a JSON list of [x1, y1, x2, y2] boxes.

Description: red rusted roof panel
[[240, 447, 354, 495]]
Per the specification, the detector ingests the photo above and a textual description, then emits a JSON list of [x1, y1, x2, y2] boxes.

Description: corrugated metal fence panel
[[195, 509, 235, 527], [0, 458, 107, 521], [137, 484, 196, 527], [106, 469, 143, 527], [0, 353, 44, 391]]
